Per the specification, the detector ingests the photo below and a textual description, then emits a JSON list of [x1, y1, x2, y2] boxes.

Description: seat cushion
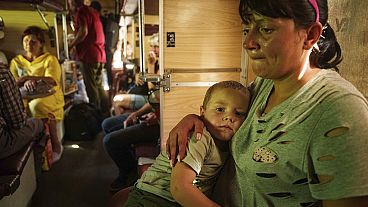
[[0, 141, 34, 176]]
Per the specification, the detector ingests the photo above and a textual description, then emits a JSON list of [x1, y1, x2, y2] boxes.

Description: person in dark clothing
[[0, 63, 44, 159]]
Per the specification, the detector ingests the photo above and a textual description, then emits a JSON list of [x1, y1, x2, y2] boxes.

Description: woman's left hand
[[124, 112, 139, 127], [140, 112, 158, 126]]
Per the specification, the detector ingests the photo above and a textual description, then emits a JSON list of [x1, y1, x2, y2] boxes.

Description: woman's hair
[[21, 26, 46, 44], [202, 81, 248, 109], [239, 0, 342, 70], [149, 33, 159, 46]]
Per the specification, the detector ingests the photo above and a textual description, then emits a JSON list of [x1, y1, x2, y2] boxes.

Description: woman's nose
[[243, 29, 260, 50]]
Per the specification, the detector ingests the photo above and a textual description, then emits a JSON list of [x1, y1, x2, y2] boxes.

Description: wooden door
[[159, 0, 244, 149]]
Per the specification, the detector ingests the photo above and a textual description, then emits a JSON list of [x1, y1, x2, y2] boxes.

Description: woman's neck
[[264, 67, 320, 113], [25, 51, 43, 61]]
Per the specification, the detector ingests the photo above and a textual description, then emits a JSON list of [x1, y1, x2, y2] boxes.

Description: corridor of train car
[[0, 0, 367, 206], [0, 0, 159, 206]]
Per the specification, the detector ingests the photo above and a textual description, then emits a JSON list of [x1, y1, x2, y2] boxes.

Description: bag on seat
[[63, 102, 103, 141]]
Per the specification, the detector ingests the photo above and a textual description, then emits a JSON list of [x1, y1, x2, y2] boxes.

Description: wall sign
[[166, 32, 175, 47]]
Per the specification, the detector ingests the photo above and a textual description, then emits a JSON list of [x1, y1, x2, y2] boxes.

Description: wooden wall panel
[[171, 71, 240, 82], [0, 9, 57, 61], [163, 0, 242, 69], [328, 0, 368, 97]]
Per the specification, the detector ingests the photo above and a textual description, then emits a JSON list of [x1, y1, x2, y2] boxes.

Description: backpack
[[63, 102, 103, 141]]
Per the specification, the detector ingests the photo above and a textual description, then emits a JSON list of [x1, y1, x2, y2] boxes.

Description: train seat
[[0, 141, 37, 207], [133, 142, 160, 177]]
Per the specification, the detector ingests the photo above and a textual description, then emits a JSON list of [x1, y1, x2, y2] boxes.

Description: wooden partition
[[160, 0, 243, 149], [328, 0, 368, 97]]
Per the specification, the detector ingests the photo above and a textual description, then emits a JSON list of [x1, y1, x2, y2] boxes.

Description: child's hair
[[202, 80, 248, 109]]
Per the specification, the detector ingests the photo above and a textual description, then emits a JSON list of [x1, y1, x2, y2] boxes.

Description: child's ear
[[303, 22, 323, 50], [200, 106, 205, 116]]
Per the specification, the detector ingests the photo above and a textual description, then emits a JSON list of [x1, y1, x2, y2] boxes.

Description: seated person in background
[[123, 81, 251, 207], [102, 100, 160, 192], [112, 33, 160, 115], [9, 26, 64, 163], [0, 63, 44, 159]]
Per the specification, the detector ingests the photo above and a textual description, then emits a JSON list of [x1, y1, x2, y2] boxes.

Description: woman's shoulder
[[11, 54, 26, 63], [290, 70, 367, 115], [315, 70, 366, 101], [38, 52, 60, 66], [39, 52, 57, 60]]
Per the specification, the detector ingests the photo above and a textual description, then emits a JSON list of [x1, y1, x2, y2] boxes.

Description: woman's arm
[[19, 76, 56, 86], [17, 76, 56, 92], [166, 114, 204, 166], [171, 162, 220, 207], [124, 102, 153, 127], [69, 16, 88, 49]]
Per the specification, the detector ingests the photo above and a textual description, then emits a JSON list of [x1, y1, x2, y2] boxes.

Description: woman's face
[[243, 13, 308, 80], [23, 34, 43, 56], [150, 45, 160, 57]]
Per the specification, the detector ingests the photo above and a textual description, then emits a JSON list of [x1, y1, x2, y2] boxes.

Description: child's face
[[201, 88, 250, 141]]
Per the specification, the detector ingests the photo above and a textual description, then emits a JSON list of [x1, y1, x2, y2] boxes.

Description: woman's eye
[[260, 27, 273, 34]]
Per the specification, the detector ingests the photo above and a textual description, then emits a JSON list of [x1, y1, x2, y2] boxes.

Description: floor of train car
[[30, 132, 116, 207]]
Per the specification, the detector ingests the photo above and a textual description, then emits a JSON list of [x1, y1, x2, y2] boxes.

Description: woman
[[10, 26, 64, 162], [167, 0, 368, 206]]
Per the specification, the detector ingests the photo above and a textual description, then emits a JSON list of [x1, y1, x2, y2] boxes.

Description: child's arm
[[170, 162, 221, 207]]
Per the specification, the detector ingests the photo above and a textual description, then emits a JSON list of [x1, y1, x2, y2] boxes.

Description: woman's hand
[[166, 114, 204, 167], [135, 73, 144, 86], [24, 79, 37, 92], [124, 112, 139, 128], [148, 51, 157, 65], [140, 112, 159, 126]]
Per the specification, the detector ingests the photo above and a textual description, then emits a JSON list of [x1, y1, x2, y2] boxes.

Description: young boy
[[124, 80, 251, 207]]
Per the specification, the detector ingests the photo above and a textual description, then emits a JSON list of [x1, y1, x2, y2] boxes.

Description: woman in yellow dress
[[10, 26, 64, 162]]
